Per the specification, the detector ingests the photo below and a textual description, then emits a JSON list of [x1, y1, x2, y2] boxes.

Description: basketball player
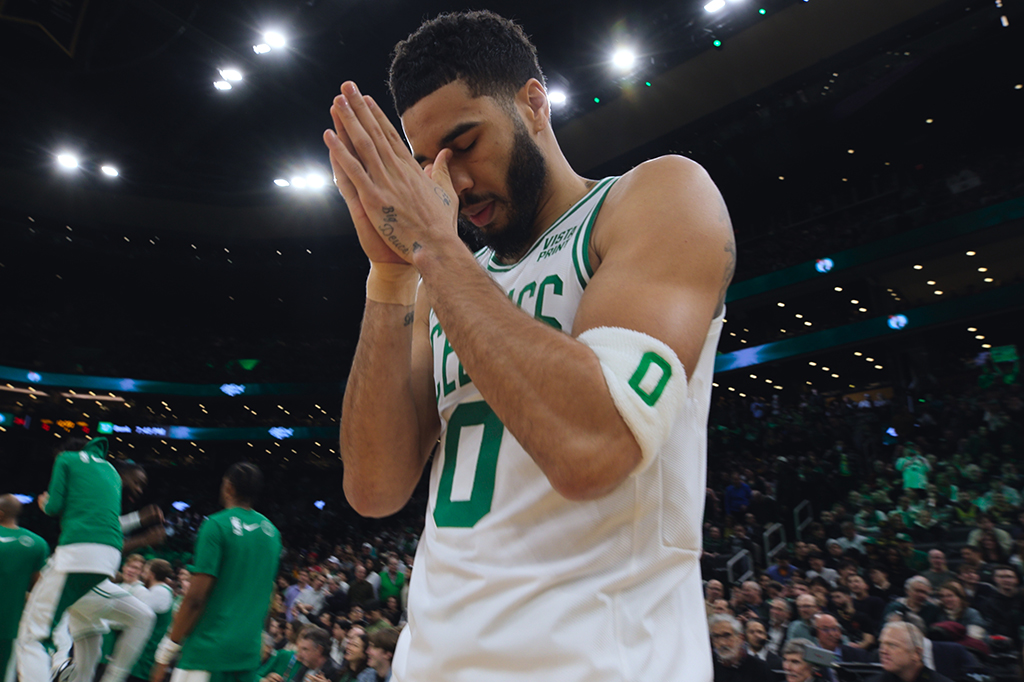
[[326, 11, 732, 682], [16, 437, 157, 682], [0, 494, 48, 682], [153, 462, 281, 682], [126, 559, 175, 682]]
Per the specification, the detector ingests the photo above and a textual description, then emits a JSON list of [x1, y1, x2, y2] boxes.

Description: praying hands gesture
[[323, 81, 459, 266]]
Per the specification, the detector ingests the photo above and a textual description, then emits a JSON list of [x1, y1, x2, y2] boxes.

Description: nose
[[447, 159, 473, 199]]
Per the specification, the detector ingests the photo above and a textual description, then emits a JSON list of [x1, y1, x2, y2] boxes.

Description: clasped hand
[[323, 81, 458, 265]]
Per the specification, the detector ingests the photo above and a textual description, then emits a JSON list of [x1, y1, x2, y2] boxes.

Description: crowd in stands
[[698, 358, 1022, 681], [84, 347, 1018, 682]]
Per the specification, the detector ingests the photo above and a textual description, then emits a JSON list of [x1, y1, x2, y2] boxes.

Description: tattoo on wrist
[[434, 187, 451, 206], [403, 311, 415, 326]]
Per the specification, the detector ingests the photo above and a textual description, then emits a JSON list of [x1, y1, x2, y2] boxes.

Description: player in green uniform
[[154, 462, 282, 682], [16, 437, 157, 682], [0, 494, 49, 682], [127, 559, 176, 682]]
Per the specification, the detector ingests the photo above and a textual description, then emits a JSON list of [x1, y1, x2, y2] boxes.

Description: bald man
[[813, 613, 872, 680], [0, 494, 49, 682]]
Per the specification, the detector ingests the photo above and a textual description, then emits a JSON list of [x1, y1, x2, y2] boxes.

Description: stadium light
[[219, 68, 243, 82], [263, 31, 286, 49], [611, 48, 636, 71], [548, 89, 567, 105], [290, 176, 307, 188], [100, 165, 119, 177], [57, 153, 79, 169], [274, 178, 290, 187], [253, 43, 271, 54], [705, 0, 726, 12], [306, 174, 325, 189], [213, 80, 232, 91]]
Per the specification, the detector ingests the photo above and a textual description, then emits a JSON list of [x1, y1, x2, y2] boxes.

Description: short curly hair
[[388, 10, 544, 116]]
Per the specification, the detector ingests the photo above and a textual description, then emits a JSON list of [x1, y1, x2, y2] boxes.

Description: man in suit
[[814, 614, 874, 665], [710, 614, 772, 682], [744, 619, 782, 675], [870, 622, 952, 682], [292, 626, 342, 682]]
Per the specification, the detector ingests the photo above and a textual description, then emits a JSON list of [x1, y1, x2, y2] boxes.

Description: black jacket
[[866, 667, 952, 682]]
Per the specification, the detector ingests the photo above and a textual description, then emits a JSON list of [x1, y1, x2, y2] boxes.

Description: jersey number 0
[[433, 402, 504, 528]]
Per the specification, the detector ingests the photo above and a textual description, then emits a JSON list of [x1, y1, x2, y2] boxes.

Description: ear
[[518, 78, 549, 133]]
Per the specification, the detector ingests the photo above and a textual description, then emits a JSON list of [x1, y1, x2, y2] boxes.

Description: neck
[[529, 151, 591, 242], [0, 521, 17, 529], [899, 663, 924, 682]]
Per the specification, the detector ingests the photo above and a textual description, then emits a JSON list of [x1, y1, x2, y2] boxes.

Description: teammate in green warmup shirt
[[0, 494, 49, 682], [154, 462, 281, 682], [17, 437, 157, 682]]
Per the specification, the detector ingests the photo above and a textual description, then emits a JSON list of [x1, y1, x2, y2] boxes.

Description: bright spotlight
[[57, 153, 79, 169], [253, 43, 271, 54], [704, 0, 726, 12], [306, 174, 325, 189], [291, 176, 307, 188], [264, 31, 286, 49], [548, 89, 567, 105], [213, 80, 232, 91], [274, 178, 290, 187], [100, 165, 119, 177], [611, 48, 636, 71], [219, 68, 243, 82]]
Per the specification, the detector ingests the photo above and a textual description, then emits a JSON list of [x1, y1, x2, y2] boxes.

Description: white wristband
[[154, 635, 182, 665], [578, 326, 687, 476], [120, 511, 141, 533]]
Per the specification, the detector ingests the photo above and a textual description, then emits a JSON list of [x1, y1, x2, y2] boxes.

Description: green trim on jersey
[[572, 177, 618, 287], [485, 177, 617, 272], [130, 583, 175, 679], [0, 526, 49, 638]]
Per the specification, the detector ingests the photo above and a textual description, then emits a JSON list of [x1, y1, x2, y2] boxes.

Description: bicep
[[184, 573, 217, 607], [573, 156, 733, 376]]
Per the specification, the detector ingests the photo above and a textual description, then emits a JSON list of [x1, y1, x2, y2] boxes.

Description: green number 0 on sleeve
[[433, 401, 505, 528]]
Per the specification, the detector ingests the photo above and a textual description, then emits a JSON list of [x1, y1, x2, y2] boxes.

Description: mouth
[[463, 200, 495, 228]]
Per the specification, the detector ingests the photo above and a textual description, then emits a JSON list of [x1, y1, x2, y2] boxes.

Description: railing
[[763, 522, 786, 565], [726, 549, 753, 586], [794, 500, 813, 542]]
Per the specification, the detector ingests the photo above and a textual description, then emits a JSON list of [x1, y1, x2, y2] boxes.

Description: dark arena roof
[[1, 0, 1022, 542]]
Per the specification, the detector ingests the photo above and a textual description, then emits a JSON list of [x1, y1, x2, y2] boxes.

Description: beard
[[457, 117, 547, 262]]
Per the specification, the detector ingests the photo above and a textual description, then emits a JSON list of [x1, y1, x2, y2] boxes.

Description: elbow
[[343, 479, 409, 519], [544, 436, 642, 502]]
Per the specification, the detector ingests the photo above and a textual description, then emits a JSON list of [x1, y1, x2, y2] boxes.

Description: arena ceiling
[[1, 0, 1018, 236]]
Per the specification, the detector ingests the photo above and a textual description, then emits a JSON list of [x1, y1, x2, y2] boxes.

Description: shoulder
[[595, 155, 730, 247]]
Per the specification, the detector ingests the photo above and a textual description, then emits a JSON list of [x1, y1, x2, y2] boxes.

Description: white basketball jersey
[[394, 177, 722, 682]]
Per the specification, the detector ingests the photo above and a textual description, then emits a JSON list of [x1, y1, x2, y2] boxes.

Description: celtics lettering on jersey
[[427, 177, 618, 529]]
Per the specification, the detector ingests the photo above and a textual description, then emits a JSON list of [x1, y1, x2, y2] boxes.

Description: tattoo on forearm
[[403, 311, 415, 326], [434, 187, 451, 206], [716, 237, 736, 317], [377, 205, 411, 256]]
